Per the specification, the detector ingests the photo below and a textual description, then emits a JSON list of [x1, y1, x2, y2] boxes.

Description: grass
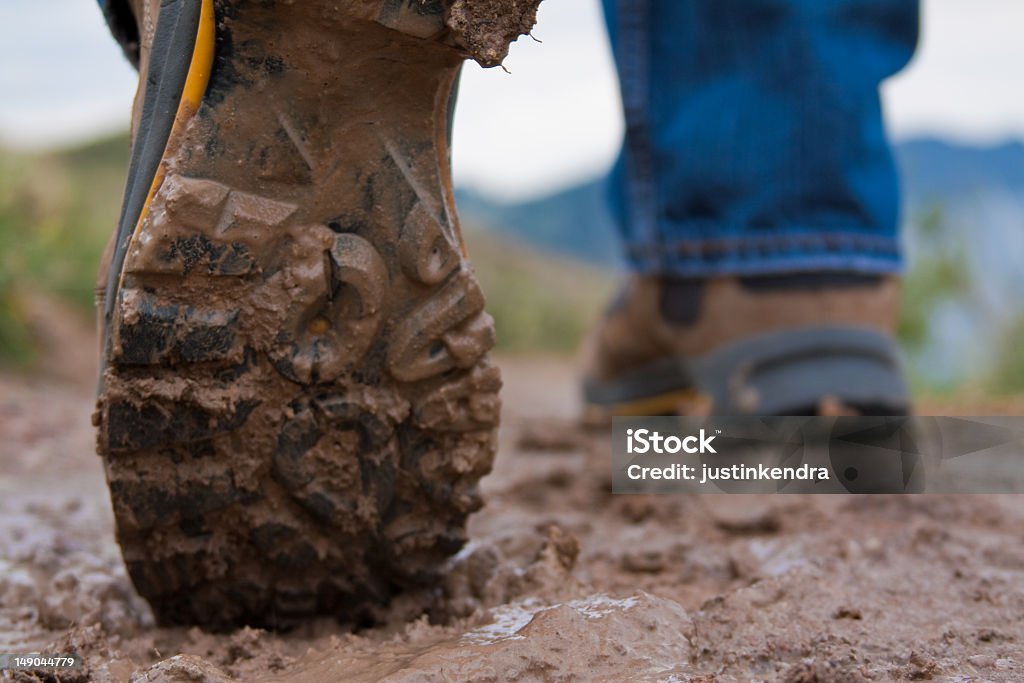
[[467, 228, 614, 354], [0, 134, 128, 365], [990, 316, 1024, 395]]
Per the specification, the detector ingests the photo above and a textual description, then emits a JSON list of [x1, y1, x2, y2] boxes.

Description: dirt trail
[[1, 357, 1023, 682]]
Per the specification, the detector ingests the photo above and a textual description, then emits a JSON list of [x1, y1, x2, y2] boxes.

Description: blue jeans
[[601, 0, 919, 276]]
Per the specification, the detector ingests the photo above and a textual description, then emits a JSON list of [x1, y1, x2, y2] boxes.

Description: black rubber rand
[[101, 0, 202, 386]]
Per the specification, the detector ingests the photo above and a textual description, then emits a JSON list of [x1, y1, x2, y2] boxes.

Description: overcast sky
[[2, 0, 1022, 200]]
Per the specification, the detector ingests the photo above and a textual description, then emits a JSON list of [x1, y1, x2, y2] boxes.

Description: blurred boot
[[580, 273, 908, 421]]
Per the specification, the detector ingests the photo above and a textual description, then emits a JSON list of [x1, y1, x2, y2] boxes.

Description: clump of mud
[[446, 0, 543, 67]]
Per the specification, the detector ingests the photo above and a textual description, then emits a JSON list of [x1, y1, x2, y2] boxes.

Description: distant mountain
[[456, 180, 622, 268], [896, 138, 1024, 206]]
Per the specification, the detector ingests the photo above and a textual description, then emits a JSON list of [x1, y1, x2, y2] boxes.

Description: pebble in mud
[[708, 500, 783, 535], [900, 651, 941, 679]]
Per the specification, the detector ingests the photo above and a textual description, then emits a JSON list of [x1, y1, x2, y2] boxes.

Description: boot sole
[[96, 0, 499, 629]]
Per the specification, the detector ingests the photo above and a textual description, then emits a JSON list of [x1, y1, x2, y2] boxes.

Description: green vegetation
[[897, 257, 970, 351], [895, 203, 983, 395], [897, 204, 971, 352], [0, 154, 34, 364], [0, 134, 128, 365], [990, 316, 1024, 394], [467, 228, 613, 354]]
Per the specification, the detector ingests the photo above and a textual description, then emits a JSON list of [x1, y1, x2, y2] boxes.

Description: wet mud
[[3, 359, 1024, 681]]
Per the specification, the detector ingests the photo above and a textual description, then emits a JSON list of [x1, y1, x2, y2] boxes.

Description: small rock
[[904, 651, 940, 680], [534, 525, 579, 572], [711, 505, 781, 535], [620, 550, 666, 574], [967, 654, 995, 668]]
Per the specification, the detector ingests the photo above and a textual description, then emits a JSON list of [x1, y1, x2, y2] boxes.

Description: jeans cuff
[[624, 232, 903, 277]]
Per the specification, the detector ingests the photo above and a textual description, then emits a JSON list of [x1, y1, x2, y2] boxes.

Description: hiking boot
[[94, 0, 539, 630], [580, 273, 909, 420]]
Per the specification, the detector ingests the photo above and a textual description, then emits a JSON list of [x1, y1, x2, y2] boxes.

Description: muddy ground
[[2, 354, 1023, 682]]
